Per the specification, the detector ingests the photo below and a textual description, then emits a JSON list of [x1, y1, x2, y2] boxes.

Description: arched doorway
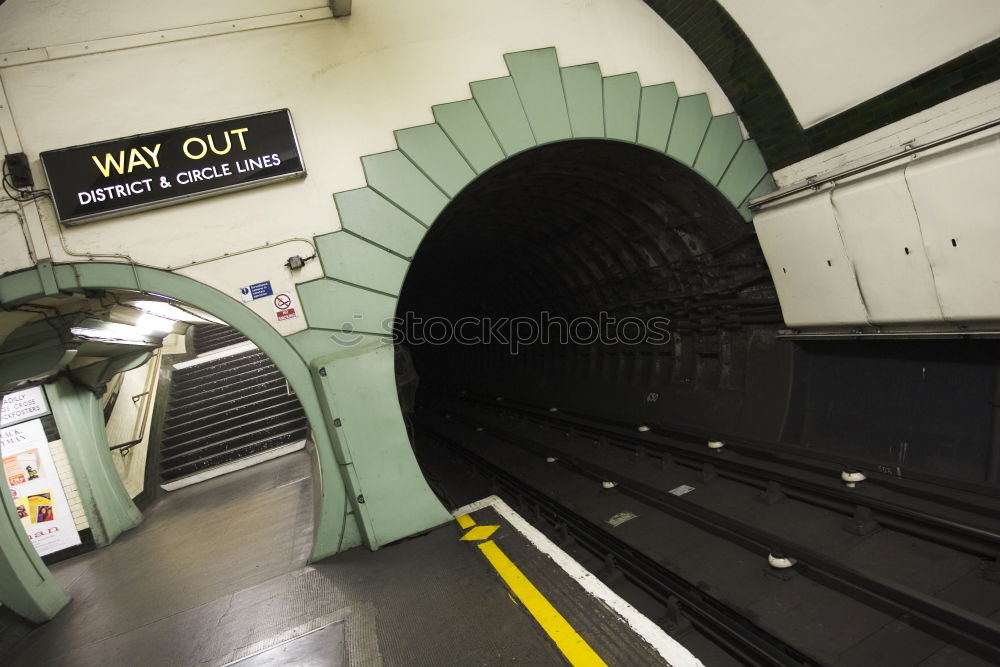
[[0, 262, 355, 621]]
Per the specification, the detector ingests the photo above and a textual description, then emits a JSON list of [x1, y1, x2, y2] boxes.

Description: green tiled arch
[[307, 46, 776, 322]]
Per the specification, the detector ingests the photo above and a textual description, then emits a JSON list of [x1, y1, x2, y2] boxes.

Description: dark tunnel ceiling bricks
[[310, 47, 774, 317]]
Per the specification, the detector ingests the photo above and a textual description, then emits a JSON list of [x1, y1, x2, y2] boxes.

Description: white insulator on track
[[496, 396, 503, 401], [707, 440, 725, 450], [545, 456, 558, 464], [841, 470, 866, 488], [475, 426, 484, 432], [767, 553, 797, 569], [444, 414, 452, 419], [602, 481, 618, 489], [549, 406, 559, 413], [637, 425, 651, 433]]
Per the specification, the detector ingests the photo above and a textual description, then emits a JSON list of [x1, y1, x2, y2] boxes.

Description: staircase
[[191, 323, 253, 354], [158, 326, 309, 490]]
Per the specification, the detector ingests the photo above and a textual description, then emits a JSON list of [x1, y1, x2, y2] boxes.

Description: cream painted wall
[[0, 0, 327, 52], [0, 0, 732, 336], [105, 352, 162, 498], [718, 0, 1000, 128]]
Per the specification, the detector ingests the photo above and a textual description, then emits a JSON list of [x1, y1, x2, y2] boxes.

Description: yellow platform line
[[477, 539, 607, 666], [456, 513, 476, 530]]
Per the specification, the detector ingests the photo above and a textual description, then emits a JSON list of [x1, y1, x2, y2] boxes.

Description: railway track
[[414, 395, 1000, 665], [444, 391, 1000, 558]]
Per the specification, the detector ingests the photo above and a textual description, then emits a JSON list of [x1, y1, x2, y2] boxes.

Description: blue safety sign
[[240, 280, 274, 302]]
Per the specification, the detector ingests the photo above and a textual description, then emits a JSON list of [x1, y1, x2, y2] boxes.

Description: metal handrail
[[108, 349, 161, 455], [750, 117, 1000, 210]]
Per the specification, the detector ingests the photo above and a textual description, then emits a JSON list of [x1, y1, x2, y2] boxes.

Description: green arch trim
[[0, 262, 352, 563], [312, 46, 776, 306]]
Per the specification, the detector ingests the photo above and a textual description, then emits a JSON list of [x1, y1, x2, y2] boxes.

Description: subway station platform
[[6, 451, 696, 666]]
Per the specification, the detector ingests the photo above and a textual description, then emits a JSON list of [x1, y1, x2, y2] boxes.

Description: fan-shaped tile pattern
[[637, 83, 679, 152], [470, 77, 535, 155], [317, 47, 776, 305], [667, 93, 712, 167], [333, 187, 427, 258], [604, 73, 641, 143], [432, 100, 505, 173], [297, 278, 395, 335], [395, 124, 476, 197], [504, 48, 572, 145], [315, 232, 409, 296], [561, 63, 604, 139]]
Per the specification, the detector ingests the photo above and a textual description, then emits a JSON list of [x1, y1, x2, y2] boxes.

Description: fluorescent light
[[134, 312, 176, 334]]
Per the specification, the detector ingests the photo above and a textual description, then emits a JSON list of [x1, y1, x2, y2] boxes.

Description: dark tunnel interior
[[396, 139, 1000, 487]]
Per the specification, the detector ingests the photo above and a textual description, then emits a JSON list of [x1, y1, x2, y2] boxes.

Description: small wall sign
[[40, 109, 305, 225], [0, 386, 50, 428], [240, 280, 274, 303], [273, 293, 298, 321]]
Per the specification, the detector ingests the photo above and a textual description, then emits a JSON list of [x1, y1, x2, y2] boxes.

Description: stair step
[[168, 367, 285, 407], [160, 440, 306, 490], [172, 355, 272, 392], [172, 360, 278, 398], [160, 428, 308, 481], [162, 401, 305, 459], [164, 384, 291, 427], [197, 332, 249, 349], [173, 349, 266, 380], [162, 397, 303, 448], [161, 417, 308, 471], [193, 325, 250, 355]]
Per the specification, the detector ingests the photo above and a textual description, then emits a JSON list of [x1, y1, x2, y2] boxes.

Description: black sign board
[[40, 109, 305, 225]]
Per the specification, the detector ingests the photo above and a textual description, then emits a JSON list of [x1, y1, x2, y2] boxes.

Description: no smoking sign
[[272, 293, 298, 321]]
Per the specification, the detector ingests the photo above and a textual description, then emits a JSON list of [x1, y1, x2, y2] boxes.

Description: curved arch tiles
[[303, 46, 777, 333]]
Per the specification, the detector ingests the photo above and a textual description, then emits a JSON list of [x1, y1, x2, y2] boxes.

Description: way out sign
[[273, 293, 297, 321]]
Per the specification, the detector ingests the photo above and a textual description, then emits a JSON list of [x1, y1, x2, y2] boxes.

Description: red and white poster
[[1, 418, 81, 556]]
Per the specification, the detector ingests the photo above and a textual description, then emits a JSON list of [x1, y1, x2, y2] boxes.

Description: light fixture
[[134, 312, 177, 335]]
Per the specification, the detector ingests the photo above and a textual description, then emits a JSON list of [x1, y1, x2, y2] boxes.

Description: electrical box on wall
[[4, 153, 33, 188]]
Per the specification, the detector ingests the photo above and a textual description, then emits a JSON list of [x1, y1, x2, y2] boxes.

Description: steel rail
[[425, 409, 1000, 665], [469, 400, 1000, 557], [418, 420, 818, 667], [454, 391, 1000, 519]]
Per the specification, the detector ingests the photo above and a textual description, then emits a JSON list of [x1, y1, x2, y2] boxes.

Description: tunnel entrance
[[397, 138, 1000, 488], [397, 139, 783, 439], [396, 140, 1000, 666]]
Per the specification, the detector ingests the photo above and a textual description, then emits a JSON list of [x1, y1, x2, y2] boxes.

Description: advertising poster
[[1, 418, 81, 556]]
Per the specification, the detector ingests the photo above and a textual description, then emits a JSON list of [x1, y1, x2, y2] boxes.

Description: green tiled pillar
[[0, 487, 70, 622], [309, 337, 452, 549], [45, 378, 142, 547]]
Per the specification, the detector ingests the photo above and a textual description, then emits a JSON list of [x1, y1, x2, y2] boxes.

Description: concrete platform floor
[[11, 452, 316, 666], [8, 450, 620, 666]]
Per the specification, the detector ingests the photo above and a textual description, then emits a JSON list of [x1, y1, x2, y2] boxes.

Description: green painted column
[[44, 378, 142, 546], [0, 484, 70, 622], [309, 337, 452, 549]]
